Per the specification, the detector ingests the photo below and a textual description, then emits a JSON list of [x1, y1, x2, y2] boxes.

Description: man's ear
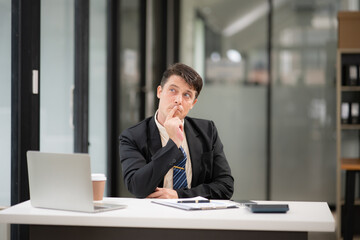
[[190, 98, 198, 109], [157, 85, 162, 99]]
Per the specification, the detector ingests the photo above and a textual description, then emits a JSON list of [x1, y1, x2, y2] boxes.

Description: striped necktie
[[173, 147, 188, 189]]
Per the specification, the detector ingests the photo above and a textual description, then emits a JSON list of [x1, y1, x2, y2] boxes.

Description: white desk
[[0, 198, 335, 240]]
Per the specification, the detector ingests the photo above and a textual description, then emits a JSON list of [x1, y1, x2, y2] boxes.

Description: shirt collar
[[154, 110, 184, 127], [154, 110, 168, 140], [154, 110, 185, 141]]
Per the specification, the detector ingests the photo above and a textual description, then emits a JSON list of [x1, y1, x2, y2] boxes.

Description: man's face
[[156, 75, 198, 125]]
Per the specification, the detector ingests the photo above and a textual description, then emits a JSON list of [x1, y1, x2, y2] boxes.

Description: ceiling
[[195, 0, 266, 34], [190, 0, 337, 52]]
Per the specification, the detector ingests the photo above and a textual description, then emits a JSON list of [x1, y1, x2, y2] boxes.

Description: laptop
[[27, 151, 127, 213]]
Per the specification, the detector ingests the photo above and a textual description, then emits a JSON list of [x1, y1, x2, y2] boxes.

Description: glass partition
[[118, 0, 142, 197], [181, 0, 344, 203], [89, 0, 107, 179], [181, 0, 268, 200], [271, 0, 338, 203], [40, 0, 74, 153], [0, 0, 11, 207], [40, 0, 108, 193], [119, 0, 141, 131]]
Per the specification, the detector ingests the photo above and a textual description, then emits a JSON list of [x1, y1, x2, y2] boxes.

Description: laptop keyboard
[[93, 202, 127, 211], [94, 203, 113, 210], [94, 205, 109, 210]]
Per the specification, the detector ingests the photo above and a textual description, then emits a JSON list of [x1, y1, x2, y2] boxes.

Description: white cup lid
[[91, 173, 107, 181]]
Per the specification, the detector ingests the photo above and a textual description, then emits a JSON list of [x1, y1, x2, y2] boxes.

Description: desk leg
[[344, 171, 356, 240]]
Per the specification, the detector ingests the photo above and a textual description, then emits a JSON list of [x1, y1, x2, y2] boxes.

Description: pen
[[177, 200, 210, 203]]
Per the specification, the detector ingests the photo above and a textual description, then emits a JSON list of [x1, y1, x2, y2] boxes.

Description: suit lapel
[[184, 118, 201, 187], [148, 117, 162, 157], [147, 117, 164, 187]]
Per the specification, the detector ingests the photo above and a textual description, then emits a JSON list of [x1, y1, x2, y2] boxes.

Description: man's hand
[[164, 105, 184, 147], [146, 187, 179, 199]]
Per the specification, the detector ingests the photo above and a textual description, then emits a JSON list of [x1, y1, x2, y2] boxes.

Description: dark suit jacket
[[119, 116, 234, 199]]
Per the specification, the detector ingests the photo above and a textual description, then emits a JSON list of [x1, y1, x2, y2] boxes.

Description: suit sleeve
[[176, 121, 234, 199], [119, 129, 184, 198]]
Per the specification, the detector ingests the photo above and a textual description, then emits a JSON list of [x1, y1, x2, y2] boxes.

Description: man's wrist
[[170, 137, 182, 148]]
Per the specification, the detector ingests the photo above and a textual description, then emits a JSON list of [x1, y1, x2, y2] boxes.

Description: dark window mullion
[[106, 0, 120, 197], [266, 0, 273, 201], [139, 0, 147, 121], [74, 0, 90, 153], [165, 0, 180, 65], [11, 0, 41, 239]]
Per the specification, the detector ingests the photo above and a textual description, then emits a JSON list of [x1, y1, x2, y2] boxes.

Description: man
[[119, 63, 234, 199]]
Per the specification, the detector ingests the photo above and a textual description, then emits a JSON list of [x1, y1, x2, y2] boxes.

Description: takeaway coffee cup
[[91, 173, 106, 201]]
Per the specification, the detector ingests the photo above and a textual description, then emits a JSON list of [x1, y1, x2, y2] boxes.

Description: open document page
[[151, 196, 238, 210]]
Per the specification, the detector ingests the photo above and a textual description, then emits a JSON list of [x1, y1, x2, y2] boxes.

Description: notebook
[[152, 197, 238, 210], [27, 151, 126, 213]]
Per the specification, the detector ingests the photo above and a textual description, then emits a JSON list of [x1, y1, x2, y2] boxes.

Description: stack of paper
[[151, 197, 238, 210]]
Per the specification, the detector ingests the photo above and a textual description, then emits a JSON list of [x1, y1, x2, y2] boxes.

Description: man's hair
[[160, 63, 203, 99]]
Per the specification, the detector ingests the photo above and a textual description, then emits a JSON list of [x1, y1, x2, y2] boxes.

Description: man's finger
[[147, 189, 161, 198], [177, 105, 184, 113], [165, 106, 178, 121]]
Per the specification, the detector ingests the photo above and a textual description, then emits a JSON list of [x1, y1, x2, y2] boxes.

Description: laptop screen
[[27, 151, 95, 212]]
